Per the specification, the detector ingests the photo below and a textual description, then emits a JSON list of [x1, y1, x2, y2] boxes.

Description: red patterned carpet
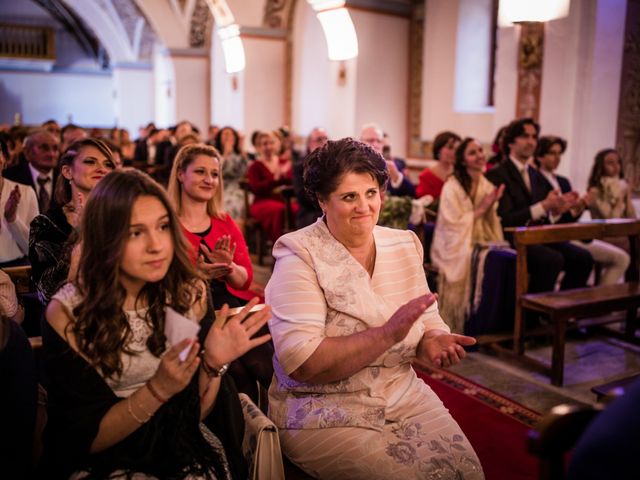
[[415, 365, 541, 480]]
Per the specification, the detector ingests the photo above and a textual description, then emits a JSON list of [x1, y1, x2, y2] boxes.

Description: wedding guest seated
[[266, 138, 483, 479], [247, 130, 298, 242], [416, 131, 461, 200], [60, 124, 88, 152], [293, 127, 328, 228], [360, 123, 416, 198], [0, 137, 38, 268], [536, 136, 629, 284], [2, 129, 59, 213], [29, 138, 115, 304], [40, 169, 271, 479], [486, 118, 593, 296], [431, 138, 506, 333], [0, 296, 37, 478], [214, 126, 248, 221], [167, 143, 254, 309], [587, 148, 636, 220], [486, 126, 507, 170], [567, 377, 640, 480]]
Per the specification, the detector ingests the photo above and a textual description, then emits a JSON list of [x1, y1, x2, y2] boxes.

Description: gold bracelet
[[127, 396, 150, 424]]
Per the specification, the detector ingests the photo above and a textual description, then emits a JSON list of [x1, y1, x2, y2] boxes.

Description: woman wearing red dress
[[247, 131, 298, 242], [416, 131, 461, 200], [167, 143, 254, 308]]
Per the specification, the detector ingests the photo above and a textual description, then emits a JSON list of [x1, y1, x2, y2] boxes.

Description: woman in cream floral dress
[[265, 138, 484, 479]]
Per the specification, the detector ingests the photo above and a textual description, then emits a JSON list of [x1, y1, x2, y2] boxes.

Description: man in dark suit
[[2, 129, 59, 213], [486, 118, 593, 295]]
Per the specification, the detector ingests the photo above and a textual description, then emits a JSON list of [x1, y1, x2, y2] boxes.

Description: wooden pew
[[480, 219, 640, 386], [3, 265, 33, 295]]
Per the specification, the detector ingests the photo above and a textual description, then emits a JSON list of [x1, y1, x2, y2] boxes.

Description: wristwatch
[[201, 354, 229, 378]]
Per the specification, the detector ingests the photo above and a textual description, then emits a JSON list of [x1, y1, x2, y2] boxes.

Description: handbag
[[238, 393, 285, 480]]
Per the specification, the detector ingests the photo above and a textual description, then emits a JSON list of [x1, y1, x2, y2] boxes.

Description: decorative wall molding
[[408, 0, 425, 157], [189, 0, 213, 47], [617, 0, 640, 194], [264, 0, 294, 29], [515, 21, 544, 121]]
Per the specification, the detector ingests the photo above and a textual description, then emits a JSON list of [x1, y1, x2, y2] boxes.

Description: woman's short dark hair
[[535, 135, 567, 166], [54, 138, 114, 205], [303, 138, 389, 202], [503, 117, 540, 156], [214, 126, 240, 155], [432, 131, 461, 160]]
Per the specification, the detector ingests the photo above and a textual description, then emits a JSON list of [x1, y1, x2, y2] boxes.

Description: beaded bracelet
[[146, 380, 168, 404]]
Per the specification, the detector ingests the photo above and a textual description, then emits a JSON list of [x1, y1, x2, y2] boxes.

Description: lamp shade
[[218, 24, 245, 74], [316, 7, 359, 61], [498, 0, 570, 26]]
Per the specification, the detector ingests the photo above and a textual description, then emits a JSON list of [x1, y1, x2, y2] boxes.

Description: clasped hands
[[197, 235, 236, 280], [150, 297, 272, 399], [383, 293, 476, 369], [543, 189, 590, 217]]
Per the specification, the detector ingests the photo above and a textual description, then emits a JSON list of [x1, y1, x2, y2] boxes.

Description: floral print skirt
[[279, 381, 484, 480]]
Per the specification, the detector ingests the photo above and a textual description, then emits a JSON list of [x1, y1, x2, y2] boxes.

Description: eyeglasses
[[36, 143, 59, 153]]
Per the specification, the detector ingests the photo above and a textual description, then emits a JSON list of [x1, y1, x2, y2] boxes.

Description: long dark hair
[[54, 138, 114, 205], [214, 126, 240, 155], [452, 137, 476, 196], [587, 148, 623, 192], [72, 169, 201, 379]]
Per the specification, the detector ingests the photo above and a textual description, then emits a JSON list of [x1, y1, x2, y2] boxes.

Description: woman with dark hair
[[587, 148, 636, 220], [486, 125, 507, 169], [214, 126, 248, 220], [247, 131, 298, 242], [29, 138, 115, 304], [0, 136, 38, 268], [266, 138, 483, 479], [41, 169, 271, 479], [415, 131, 461, 200], [167, 143, 253, 309], [536, 138, 630, 284], [431, 138, 505, 333]]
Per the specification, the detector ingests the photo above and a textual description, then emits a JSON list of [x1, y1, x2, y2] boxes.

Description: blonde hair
[[167, 143, 225, 219]]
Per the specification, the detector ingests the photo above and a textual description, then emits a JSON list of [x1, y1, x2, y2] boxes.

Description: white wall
[[422, 0, 495, 144], [171, 53, 210, 133], [291, 1, 331, 139], [0, 71, 114, 126], [153, 46, 176, 128], [211, 29, 245, 131], [351, 8, 409, 156], [113, 65, 154, 134], [242, 37, 286, 134]]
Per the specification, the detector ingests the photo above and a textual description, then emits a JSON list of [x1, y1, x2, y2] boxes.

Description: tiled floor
[[252, 257, 640, 415]]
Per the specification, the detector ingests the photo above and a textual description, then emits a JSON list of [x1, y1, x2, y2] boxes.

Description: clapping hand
[[477, 184, 505, 216], [4, 185, 20, 223], [197, 240, 235, 280], [417, 332, 476, 368], [383, 293, 438, 344], [202, 297, 272, 369]]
